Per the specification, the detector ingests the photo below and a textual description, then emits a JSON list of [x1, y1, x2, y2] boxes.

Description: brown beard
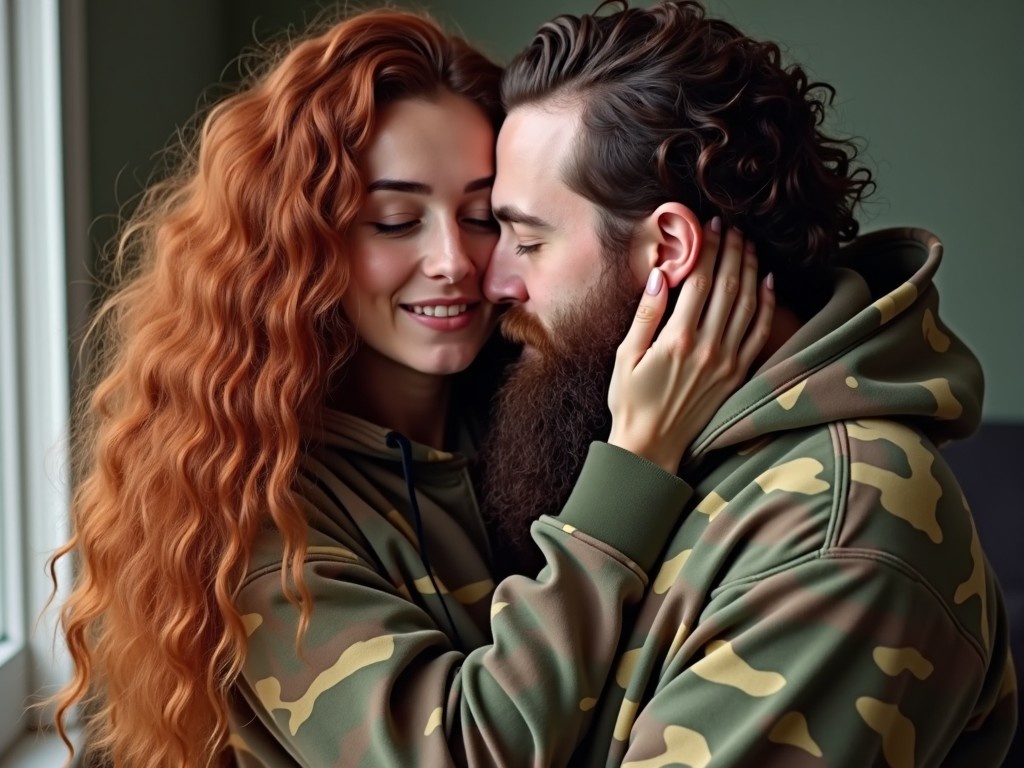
[[478, 261, 639, 576]]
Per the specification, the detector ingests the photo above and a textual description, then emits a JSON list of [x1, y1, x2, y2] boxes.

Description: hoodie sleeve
[[231, 441, 693, 767]]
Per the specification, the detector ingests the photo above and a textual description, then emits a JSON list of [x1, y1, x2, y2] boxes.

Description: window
[[0, 0, 72, 756]]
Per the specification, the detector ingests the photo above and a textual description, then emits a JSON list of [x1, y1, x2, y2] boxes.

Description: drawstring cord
[[386, 431, 465, 651]]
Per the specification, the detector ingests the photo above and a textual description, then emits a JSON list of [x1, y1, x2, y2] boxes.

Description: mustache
[[498, 307, 555, 356]]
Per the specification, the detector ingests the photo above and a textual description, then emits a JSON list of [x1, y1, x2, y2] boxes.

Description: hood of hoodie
[[308, 410, 486, 556], [317, 409, 466, 465], [688, 227, 984, 459]]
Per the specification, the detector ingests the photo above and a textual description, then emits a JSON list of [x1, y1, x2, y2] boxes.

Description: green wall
[[82, 0, 1023, 420], [85, 0, 226, 259]]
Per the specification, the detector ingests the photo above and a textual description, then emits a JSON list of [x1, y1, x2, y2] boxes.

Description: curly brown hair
[[502, 0, 874, 307]]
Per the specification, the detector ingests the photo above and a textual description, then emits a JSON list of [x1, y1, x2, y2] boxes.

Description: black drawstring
[[386, 431, 464, 651]]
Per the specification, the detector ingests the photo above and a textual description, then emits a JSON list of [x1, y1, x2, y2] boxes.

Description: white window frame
[[0, 0, 28, 750], [0, 0, 72, 756]]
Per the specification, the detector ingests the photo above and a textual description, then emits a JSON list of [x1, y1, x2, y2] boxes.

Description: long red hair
[[51, 9, 502, 767]]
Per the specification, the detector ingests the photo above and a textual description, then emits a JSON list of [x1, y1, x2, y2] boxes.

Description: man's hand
[[607, 218, 774, 473]]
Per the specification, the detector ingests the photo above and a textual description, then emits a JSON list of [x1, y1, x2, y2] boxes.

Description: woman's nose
[[424, 223, 474, 285]]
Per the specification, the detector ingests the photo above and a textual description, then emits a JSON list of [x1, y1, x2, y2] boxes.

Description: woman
[[53, 8, 772, 767]]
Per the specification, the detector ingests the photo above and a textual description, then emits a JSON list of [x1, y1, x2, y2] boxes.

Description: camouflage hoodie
[[228, 404, 696, 764], [569, 227, 1017, 767]]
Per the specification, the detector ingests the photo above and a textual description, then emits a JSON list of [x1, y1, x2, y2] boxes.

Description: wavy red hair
[[50, 9, 501, 767]]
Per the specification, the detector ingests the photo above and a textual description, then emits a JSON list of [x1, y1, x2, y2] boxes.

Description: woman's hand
[[607, 218, 774, 473]]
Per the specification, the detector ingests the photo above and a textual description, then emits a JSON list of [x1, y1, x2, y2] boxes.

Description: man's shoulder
[[686, 417, 997, 653], [680, 423, 841, 590], [693, 417, 974, 559]]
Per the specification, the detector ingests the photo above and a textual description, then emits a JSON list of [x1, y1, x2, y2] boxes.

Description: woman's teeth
[[409, 304, 468, 317]]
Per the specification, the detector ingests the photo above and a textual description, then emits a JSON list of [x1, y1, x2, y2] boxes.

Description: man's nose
[[483, 241, 528, 305], [423, 222, 474, 285]]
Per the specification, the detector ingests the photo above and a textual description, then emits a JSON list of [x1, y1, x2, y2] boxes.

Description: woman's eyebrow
[[367, 179, 430, 194], [464, 175, 495, 193], [367, 175, 494, 195]]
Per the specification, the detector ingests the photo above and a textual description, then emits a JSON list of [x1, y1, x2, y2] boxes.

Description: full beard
[[478, 263, 639, 576]]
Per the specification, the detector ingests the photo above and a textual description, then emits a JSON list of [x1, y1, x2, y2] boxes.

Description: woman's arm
[[234, 461, 688, 767], [232, 222, 769, 767]]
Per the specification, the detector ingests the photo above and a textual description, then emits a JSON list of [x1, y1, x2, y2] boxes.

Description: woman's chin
[[405, 346, 484, 377]]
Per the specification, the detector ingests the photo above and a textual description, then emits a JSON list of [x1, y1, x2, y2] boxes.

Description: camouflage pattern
[[228, 409, 695, 765], [568, 228, 1017, 767]]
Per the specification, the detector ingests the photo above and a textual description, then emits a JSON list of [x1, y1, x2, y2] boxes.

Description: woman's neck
[[329, 346, 452, 449]]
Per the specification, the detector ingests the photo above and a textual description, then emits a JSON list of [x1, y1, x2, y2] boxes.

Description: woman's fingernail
[[765, 272, 774, 291], [646, 267, 664, 295], [710, 216, 722, 233], [745, 239, 756, 254]]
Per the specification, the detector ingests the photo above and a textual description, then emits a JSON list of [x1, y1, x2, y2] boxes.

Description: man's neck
[[329, 347, 451, 449], [753, 302, 804, 372]]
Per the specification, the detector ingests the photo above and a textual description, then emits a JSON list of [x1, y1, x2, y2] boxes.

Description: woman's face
[[342, 92, 498, 378]]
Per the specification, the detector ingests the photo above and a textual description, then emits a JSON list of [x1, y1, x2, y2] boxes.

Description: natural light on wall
[[0, 0, 72, 758]]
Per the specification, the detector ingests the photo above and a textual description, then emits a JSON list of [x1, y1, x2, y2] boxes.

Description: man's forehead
[[493, 103, 583, 215], [497, 103, 581, 161]]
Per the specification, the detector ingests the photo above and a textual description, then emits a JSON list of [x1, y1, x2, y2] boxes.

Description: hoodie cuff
[[557, 441, 693, 575]]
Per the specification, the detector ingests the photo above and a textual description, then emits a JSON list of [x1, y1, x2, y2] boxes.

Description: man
[[480, 1, 1017, 765]]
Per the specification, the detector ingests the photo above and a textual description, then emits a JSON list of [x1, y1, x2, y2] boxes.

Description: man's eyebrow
[[493, 205, 553, 230], [367, 176, 494, 195]]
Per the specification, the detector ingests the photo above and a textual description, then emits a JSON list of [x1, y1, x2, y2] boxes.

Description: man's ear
[[631, 203, 701, 288]]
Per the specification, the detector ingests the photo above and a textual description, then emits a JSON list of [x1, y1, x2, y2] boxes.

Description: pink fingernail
[[765, 272, 774, 290], [646, 267, 664, 295], [710, 216, 722, 233]]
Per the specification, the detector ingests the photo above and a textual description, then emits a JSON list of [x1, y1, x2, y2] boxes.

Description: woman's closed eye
[[462, 212, 499, 233], [372, 219, 419, 236]]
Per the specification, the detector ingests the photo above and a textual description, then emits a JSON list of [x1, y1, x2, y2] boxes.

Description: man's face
[[484, 103, 645, 350], [479, 103, 648, 573]]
